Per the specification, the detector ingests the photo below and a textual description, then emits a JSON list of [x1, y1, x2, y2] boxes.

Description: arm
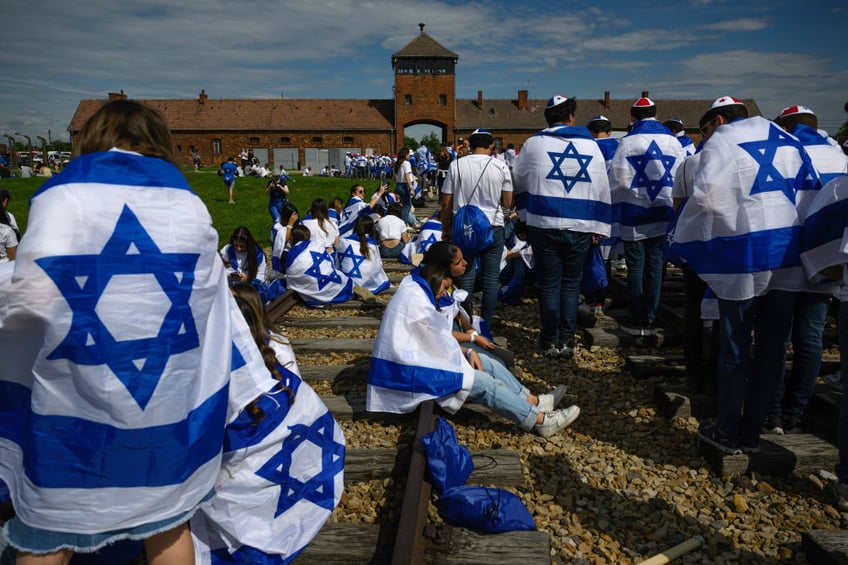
[[369, 183, 388, 208], [440, 193, 454, 240], [6, 245, 15, 261]]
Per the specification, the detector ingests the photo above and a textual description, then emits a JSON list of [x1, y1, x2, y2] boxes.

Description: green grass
[[2, 169, 385, 248]]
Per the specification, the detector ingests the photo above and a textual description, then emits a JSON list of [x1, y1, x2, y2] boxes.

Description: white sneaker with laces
[[536, 384, 568, 413], [534, 405, 580, 438]]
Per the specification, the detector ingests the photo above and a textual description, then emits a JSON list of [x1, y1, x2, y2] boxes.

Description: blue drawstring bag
[[580, 245, 608, 296], [438, 486, 536, 533], [452, 204, 493, 256], [421, 417, 474, 493]]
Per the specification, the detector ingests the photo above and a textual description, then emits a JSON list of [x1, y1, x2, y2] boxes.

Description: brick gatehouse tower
[[392, 23, 458, 150]]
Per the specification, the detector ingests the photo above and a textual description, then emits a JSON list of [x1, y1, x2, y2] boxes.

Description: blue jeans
[[459, 226, 505, 328], [467, 369, 537, 431], [395, 182, 417, 226], [527, 227, 591, 347], [769, 291, 829, 420], [624, 237, 664, 322], [716, 290, 796, 445], [379, 241, 404, 259], [268, 198, 285, 223], [836, 301, 848, 482]]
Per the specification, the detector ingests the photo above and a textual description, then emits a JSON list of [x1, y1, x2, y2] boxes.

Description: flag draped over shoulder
[[367, 274, 474, 415], [609, 119, 685, 240], [285, 240, 353, 306], [792, 124, 848, 218], [800, 174, 848, 279], [191, 363, 345, 564], [335, 233, 390, 294], [400, 218, 442, 265], [0, 149, 268, 534], [512, 125, 612, 236], [338, 196, 370, 235], [668, 117, 818, 300]]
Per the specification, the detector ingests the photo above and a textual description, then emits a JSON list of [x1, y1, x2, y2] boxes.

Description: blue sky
[[1, 0, 846, 145]]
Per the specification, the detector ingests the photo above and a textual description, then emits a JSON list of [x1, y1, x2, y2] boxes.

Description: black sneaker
[[698, 422, 742, 455], [558, 341, 575, 360], [782, 415, 802, 434], [540, 343, 560, 359], [762, 414, 784, 435], [620, 317, 644, 336], [643, 320, 657, 336]]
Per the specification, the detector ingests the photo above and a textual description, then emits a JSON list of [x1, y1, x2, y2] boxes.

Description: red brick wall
[[394, 73, 455, 149]]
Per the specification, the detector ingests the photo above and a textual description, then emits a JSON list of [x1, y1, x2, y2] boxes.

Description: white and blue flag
[[335, 233, 390, 294], [367, 274, 474, 415], [285, 240, 353, 306], [668, 116, 819, 300], [191, 363, 345, 564], [338, 196, 371, 235], [609, 119, 685, 240], [512, 125, 612, 236], [400, 217, 442, 265], [800, 174, 848, 280], [790, 124, 848, 219], [0, 149, 268, 534]]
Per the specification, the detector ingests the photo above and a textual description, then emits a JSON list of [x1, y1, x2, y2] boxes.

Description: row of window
[[403, 94, 448, 106], [207, 136, 359, 154]]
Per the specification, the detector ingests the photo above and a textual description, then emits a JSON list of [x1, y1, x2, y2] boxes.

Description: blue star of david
[[338, 244, 366, 278], [305, 250, 342, 290], [738, 123, 818, 204], [255, 410, 345, 517], [626, 140, 677, 201], [35, 205, 201, 410], [546, 142, 593, 193], [342, 207, 354, 222], [419, 232, 439, 254]]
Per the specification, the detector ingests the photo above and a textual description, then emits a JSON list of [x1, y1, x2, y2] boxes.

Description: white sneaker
[[534, 405, 580, 438], [536, 384, 568, 412]]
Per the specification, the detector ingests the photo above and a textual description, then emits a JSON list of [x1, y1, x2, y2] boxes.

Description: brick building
[[68, 25, 760, 171]]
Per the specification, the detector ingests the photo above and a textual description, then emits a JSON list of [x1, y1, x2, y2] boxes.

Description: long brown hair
[[76, 99, 177, 164], [229, 226, 261, 282]]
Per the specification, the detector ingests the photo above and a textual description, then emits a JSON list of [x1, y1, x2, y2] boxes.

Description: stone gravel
[[281, 296, 846, 564]]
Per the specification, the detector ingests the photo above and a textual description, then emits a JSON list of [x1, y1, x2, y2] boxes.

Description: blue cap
[[546, 95, 568, 109]]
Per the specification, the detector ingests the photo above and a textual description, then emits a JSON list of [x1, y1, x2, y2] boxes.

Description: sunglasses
[[699, 117, 719, 136]]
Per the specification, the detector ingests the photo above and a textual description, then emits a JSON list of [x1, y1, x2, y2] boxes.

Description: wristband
[[469, 331, 478, 344], [466, 348, 473, 360]]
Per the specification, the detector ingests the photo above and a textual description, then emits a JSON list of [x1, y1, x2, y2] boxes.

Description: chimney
[[477, 90, 483, 109], [517, 90, 528, 110], [199, 89, 208, 104], [604, 90, 610, 110], [641, 90, 650, 98], [108, 90, 127, 101]]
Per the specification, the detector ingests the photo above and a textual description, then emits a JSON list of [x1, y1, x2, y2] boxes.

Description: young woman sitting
[[301, 198, 339, 252], [220, 226, 269, 299], [375, 202, 410, 259], [335, 214, 391, 295], [284, 224, 353, 306]]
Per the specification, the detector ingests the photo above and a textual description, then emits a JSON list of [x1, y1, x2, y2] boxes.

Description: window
[[213, 139, 221, 155], [249, 137, 260, 144], [279, 137, 291, 144], [343, 136, 355, 144], [404, 95, 412, 105], [176, 145, 182, 153], [494, 138, 503, 150], [312, 136, 323, 143], [439, 94, 447, 106]]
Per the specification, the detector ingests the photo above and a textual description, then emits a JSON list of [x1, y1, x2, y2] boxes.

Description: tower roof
[[392, 28, 458, 59]]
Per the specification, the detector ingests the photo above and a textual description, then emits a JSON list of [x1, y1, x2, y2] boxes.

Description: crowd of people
[[3, 92, 848, 562]]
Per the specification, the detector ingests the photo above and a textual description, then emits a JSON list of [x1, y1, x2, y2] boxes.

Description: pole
[[15, 133, 32, 166], [37, 136, 48, 165], [3, 135, 16, 168]]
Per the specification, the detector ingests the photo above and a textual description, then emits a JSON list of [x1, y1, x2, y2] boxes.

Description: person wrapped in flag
[[334, 214, 390, 294], [367, 256, 579, 438], [669, 96, 820, 454], [400, 212, 442, 266], [338, 182, 387, 235], [285, 224, 354, 306], [0, 100, 272, 563], [191, 287, 345, 564]]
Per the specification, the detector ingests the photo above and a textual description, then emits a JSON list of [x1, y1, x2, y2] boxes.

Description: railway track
[[264, 197, 848, 563]]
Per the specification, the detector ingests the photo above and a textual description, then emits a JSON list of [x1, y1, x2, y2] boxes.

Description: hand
[[472, 334, 495, 351], [287, 212, 299, 226], [468, 349, 483, 370]]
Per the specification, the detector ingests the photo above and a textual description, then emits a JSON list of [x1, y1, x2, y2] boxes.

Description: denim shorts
[[2, 488, 214, 555]]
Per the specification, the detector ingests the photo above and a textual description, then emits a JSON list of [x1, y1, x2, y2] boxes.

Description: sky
[[1, 0, 846, 146]]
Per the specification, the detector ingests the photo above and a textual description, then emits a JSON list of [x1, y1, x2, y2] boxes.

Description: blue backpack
[[451, 158, 494, 255]]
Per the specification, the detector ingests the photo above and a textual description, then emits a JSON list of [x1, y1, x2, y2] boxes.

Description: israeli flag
[[800, 174, 848, 280], [668, 117, 819, 300], [400, 217, 442, 265], [0, 149, 268, 534], [368, 274, 474, 415], [285, 240, 353, 306], [609, 119, 685, 240], [512, 125, 612, 236], [335, 233, 390, 294], [791, 124, 848, 218], [338, 196, 371, 235], [269, 221, 291, 278], [191, 362, 345, 564]]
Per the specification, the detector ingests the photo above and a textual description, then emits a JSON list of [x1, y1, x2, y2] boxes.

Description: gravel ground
[[281, 296, 846, 564]]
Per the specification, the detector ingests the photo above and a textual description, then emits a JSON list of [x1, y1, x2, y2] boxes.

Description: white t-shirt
[[375, 215, 407, 241], [442, 154, 512, 227], [302, 217, 339, 250], [394, 160, 412, 184], [0, 223, 17, 263]]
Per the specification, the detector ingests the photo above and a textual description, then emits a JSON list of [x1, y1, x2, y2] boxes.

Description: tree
[[836, 119, 848, 145], [419, 132, 441, 154], [403, 136, 418, 150]]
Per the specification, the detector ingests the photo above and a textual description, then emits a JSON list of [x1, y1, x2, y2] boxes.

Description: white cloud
[[701, 18, 769, 32]]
